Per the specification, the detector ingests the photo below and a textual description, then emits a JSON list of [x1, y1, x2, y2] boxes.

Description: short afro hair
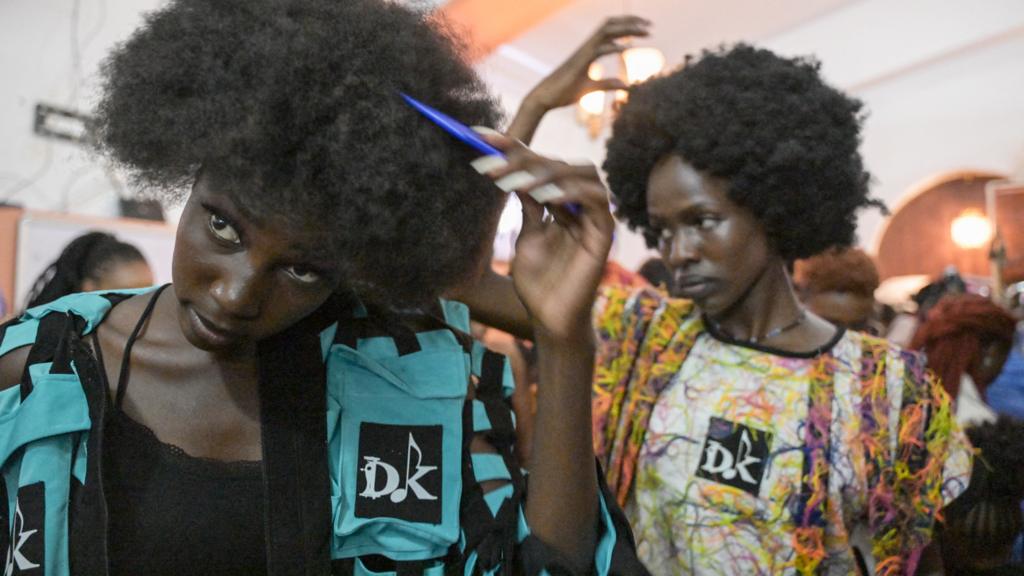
[[604, 44, 883, 260], [794, 248, 880, 298], [95, 0, 504, 304]]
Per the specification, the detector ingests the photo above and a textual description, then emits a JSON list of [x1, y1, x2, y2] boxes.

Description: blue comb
[[401, 93, 504, 157], [402, 92, 581, 216]]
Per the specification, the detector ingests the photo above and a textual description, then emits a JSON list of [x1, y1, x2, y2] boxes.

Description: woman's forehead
[[191, 175, 336, 261]]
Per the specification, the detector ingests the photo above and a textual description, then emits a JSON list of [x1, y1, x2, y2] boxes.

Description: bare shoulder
[[0, 291, 154, 392], [0, 345, 30, 392]]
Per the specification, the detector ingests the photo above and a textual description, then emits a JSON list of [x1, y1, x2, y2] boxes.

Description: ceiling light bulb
[[622, 47, 665, 84]]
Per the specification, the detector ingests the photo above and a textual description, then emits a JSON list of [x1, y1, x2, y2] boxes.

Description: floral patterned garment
[[592, 287, 972, 576]]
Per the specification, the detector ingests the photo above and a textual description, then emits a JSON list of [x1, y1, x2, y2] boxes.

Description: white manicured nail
[[495, 171, 536, 192], [470, 155, 508, 174], [530, 183, 566, 203], [470, 126, 502, 136]]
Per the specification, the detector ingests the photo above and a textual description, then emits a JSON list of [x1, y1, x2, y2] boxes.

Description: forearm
[[523, 328, 598, 571], [456, 268, 534, 340], [505, 96, 550, 146]]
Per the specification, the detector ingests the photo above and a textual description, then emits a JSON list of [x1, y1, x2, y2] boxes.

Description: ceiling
[[478, 0, 861, 85]]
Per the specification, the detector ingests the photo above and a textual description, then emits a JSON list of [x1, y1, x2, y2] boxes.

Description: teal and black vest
[[0, 289, 646, 576]]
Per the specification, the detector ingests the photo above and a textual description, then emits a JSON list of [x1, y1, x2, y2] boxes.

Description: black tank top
[[94, 285, 268, 575]]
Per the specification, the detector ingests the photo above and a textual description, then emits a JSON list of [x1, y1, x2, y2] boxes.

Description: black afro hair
[[95, 0, 505, 304], [604, 44, 883, 260]]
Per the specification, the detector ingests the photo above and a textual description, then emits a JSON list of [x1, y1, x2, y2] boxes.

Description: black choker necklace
[[706, 309, 808, 344]]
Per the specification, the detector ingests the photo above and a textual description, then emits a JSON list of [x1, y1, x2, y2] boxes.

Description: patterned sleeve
[[458, 342, 649, 576], [591, 286, 665, 464], [860, 342, 972, 575]]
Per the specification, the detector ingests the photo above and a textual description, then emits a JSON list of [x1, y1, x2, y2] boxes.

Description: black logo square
[[5, 482, 45, 574], [355, 422, 443, 524], [695, 417, 773, 497]]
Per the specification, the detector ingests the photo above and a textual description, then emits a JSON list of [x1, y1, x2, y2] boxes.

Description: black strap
[[332, 301, 473, 356], [67, 329, 112, 576], [258, 308, 333, 575], [112, 284, 168, 411], [19, 313, 72, 400]]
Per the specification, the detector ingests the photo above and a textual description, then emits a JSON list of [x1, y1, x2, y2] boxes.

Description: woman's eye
[[697, 216, 720, 230], [209, 213, 241, 244], [658, 227, 673, 240], [286, 265, 321, 284]]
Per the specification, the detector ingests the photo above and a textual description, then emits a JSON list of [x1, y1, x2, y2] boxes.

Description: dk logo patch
[[4, 482, 44, 575], [356, 423, 443, 524], [695, 417, 773, 497]]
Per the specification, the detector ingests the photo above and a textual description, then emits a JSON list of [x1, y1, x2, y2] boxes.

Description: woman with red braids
[[911, 294, 1016, 426]]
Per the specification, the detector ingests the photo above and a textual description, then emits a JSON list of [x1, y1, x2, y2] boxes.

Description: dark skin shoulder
[[0, 346, 30, 392], [93, 288, 263, 462]]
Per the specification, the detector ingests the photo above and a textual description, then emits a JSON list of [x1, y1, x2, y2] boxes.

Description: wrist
[[521, 91, 554, 115], [534, 321, 595, 351]]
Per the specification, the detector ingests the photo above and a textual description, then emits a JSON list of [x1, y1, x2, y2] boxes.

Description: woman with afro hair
[[460, 22, 973, 575], [0, 1, 647, 575]]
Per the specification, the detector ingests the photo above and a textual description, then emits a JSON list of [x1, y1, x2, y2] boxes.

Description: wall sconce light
[[577, 48, 664, 139], [950, 208, 993, 249]]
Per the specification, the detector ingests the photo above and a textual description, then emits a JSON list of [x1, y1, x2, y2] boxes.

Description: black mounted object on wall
[[119, 198, 165, 222], [33, 103, 94, 145]]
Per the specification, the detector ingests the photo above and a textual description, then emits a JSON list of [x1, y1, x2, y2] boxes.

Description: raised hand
[[508, 15, 651, 145], [474, 132, 614, 343], [527, 15, 652, 111]]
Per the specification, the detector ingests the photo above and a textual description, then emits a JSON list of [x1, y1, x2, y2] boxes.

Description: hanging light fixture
[[575, 14, 664, 139], [621, 47, 665, 84], [950, 208, 993, 249], [577, 62, 609, 138]]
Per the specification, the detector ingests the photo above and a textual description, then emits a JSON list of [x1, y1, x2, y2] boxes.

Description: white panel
[[14, 214, 175, 307]]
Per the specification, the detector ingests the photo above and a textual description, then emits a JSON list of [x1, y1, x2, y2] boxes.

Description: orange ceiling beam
[[436, 0, 577, 61]]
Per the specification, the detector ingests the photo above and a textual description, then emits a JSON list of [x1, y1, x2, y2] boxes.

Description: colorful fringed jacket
[[591, 287, 972, 576]]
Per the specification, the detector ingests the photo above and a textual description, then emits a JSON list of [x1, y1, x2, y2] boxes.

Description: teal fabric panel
[[0, 321, 39, 356], [593, 490, 618, 576], [0, 373, 90, 466], [439, 299, 470, 333], [327, 337, 467, 561], [470, 454, 510, 484], [471, 400, 491, 433], [0, 370, 92, 576], [482, 484, 513, 517]]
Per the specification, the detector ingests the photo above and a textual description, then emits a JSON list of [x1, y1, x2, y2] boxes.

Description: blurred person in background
[[910, 293, 1016, 426], [637, 258, 671, 292], [793, 247, 881, 334], [939, 417, 1024, 575], [983, 282, 1024, 420], [24, 231, 153, 309]]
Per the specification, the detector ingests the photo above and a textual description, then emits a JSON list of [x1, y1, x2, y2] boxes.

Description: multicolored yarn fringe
[[591, 287, 965, 575]]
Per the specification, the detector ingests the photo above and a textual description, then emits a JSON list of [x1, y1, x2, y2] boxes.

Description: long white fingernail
[[530, 183, 566, 203], [470, 155, 508, 174], [470, 126, 502, 136], [494, 170, 536, 192]]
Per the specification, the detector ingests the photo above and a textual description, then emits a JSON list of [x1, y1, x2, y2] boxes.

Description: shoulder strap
[[17, 311, 84, 399], [259, 306, 335, 576]]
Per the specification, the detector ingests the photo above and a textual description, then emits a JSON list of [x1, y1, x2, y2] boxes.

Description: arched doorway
[[874, 170, 1021, 282]]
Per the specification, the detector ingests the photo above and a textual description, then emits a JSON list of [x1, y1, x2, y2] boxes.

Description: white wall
[[760, 0, 1024, 255], [0, 0, 168, 217]]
